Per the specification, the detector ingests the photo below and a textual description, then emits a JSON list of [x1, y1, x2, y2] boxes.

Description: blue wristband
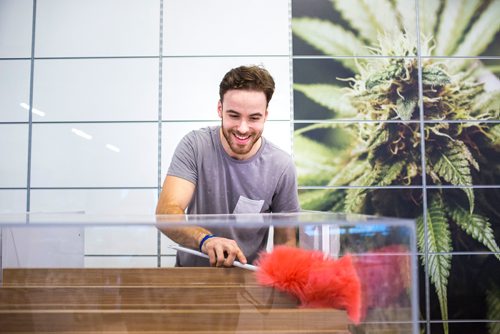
[[199, 234, 215, 252]]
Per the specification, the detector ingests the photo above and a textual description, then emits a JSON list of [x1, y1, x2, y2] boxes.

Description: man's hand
[[201, 236, 247, 267]]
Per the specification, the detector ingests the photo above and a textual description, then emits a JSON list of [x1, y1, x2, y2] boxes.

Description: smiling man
[[156, 65, 300, 268]]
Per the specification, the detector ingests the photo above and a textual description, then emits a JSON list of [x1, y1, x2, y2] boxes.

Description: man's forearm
[[156, 204, 212, 250], [161, 226, 213, 250]]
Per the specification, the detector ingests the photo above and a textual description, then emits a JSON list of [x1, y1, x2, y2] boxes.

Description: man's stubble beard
[[220, 120, 263, 156]]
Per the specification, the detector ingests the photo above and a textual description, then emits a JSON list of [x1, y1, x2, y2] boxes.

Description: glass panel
[[294, 122, 423, 187], [163, 0, 289, 56], [85, 226, 157, 255], [292, 0, 417, 57], [33, 58, 159, 121], [422, 58, 499, 121], [35, 0, 160, 57], [0, 211, 419, 333], [0, 124, 28, 187], [419, 0, 500, 57], [30, 189, 158, 214], [84, 256, 158, 268], [31, 123, 158, 187], [424, 122, 500, 186], [162, 57, 291, 121], [293, 57, 420, 121], [0, 60, 30, 122], [0, 0, 33, 58]]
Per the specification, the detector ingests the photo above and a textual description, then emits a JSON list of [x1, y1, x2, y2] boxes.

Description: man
[[156, 65, 300, 268]]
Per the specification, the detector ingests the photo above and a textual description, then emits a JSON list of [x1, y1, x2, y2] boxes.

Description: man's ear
[[217, 100, 223, 118]]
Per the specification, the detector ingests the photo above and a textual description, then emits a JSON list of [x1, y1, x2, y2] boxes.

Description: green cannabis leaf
[[293, 1, 500, 332]]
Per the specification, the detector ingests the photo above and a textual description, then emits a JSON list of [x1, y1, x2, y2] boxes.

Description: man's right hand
[[201, 236, 248, 267]]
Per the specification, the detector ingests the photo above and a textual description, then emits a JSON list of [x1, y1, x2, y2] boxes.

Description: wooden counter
[[0, 268, 350, 333]]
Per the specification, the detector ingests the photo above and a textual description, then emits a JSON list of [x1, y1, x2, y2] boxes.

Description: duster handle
[[170, 245, 258, 272]]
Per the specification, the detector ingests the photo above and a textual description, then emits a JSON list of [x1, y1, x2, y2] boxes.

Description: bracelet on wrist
[[199, 234, 215, 252]]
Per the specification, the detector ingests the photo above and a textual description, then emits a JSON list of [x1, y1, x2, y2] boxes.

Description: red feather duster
[[255, 246, 361, 324]]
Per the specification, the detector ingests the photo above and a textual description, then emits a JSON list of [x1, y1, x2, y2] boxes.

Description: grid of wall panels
[[291, 0, 500, 333], [0, 0, 293, 268]]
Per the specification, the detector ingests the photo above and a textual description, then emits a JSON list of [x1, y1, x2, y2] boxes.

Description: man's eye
[[250, 117, 261, 121], [229, 114, 239, 119]]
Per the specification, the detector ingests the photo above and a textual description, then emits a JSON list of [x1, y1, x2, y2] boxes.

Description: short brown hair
[[219, 65, 275, 106]]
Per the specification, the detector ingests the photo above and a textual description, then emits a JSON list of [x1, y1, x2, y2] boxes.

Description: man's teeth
[[235, 134, 249, 139]]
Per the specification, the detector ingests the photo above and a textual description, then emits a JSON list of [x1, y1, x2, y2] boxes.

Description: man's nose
[[237, 120, 249, 133]]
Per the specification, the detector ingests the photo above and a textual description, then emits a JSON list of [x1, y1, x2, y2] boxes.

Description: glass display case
[[0, 212, 418, 333]]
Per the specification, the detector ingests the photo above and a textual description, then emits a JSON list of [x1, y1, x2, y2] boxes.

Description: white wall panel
[[0, 190, 26, 213], [0, 125, 28, 187], [263, 121, 293, 155], [85, 226, 157, 255], [160, 255, 176, 267], [33, 59, 159, 121], [162, 57, 291, 121], [30, 189, 157, 214], [31, 123, 158, 187], [160, 234, 177, 255], [0, 60, 31, 122], [35, 0, 160, 57], [85, 256, 158, 268], [163, 0, 289, 56], [0, 0, 33, 58]]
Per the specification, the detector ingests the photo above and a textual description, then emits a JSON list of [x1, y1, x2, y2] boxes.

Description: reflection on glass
[[0, 212, 418, 333]]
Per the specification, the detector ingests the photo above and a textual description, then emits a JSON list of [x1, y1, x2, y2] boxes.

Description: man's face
[[218, 89, 268, 160]]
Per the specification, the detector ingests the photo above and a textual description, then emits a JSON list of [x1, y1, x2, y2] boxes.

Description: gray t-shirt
[[167, 126, 300, 266]]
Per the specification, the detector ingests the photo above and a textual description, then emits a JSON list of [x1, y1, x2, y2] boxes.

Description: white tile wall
[[0, 124, 29, 187], [1, 0, 294, 268], [85, 226, 157, 255], [31, 123, 158, 187], [0, 190, 27, 213], [33, 59, 159, 121], [35, 0, 160, 57], [0, 0, 33, 58], [30, 189, 158, 214], [162, 57, 291, 121], [163, 0, 290, 56], [85, 256, 158, 268], [0, 60, 31, 122]]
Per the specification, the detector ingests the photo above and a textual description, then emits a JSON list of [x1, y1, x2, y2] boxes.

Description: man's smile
[[233, 133, 251, 144]]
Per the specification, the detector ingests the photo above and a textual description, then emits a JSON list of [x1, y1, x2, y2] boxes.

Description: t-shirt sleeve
[[167, 131, 198, 185], [271, 159, 301, 212]]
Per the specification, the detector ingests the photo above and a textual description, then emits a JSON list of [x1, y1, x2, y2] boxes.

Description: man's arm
[[156, 175, 208, 249], [156, 175, 247, 266]]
